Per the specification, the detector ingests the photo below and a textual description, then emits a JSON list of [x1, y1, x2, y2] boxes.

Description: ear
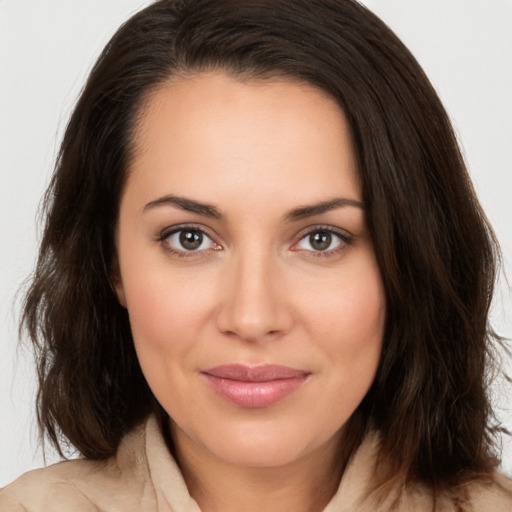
[[110, 257, 127, 308]]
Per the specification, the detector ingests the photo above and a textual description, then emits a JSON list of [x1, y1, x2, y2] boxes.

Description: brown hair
[[22, 0, 507, 505]]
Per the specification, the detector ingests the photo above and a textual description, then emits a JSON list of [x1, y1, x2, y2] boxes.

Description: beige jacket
[[1, 416, 511, 512]]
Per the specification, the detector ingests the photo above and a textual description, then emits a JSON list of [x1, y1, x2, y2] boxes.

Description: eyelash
[[157, 224, 220, 258], [292, 225, 353, 258], [156, 224, 353, 259]]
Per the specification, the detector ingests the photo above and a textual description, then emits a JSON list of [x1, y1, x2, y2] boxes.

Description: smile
[[202, 364, 310, 408]]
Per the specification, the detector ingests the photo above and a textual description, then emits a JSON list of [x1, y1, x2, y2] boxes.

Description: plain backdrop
[[1, 0, 511, 487]]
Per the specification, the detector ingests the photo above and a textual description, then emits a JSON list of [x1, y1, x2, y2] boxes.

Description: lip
[[201, 364, 310, 408]]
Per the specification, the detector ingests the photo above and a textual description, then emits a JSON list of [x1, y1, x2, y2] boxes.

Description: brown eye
[[179, 230, 203, 250], [309, 231, 332, 251], [296, 228, 348, 254], [163, 228, 218, 253]]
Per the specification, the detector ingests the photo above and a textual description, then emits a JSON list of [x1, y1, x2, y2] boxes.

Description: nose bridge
[[217, 243, 290, 342]]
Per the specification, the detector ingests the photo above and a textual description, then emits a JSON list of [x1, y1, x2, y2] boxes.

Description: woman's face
[[115, 72, 386, 468]]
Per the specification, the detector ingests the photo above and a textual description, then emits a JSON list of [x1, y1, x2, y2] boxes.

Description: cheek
[[120, 261, 216, 365], [330, 289, 384, 387], [302, 261, 386, 351], [121, 267, 219, 414], [298, 254, 385, 404]]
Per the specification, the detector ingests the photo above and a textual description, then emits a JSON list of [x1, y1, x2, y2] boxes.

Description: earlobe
[[111, 258, 127, 308], [113, 278, 127, 308]]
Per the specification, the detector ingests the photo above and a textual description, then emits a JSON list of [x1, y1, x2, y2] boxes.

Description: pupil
[[310, 231, 331, 251], [180, 230, 202, 250]]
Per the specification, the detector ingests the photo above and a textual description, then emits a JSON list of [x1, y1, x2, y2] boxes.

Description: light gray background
[[1, 0, 511, 486]]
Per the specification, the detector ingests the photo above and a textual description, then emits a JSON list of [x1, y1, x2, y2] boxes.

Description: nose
[[215, 250, 293, 343]]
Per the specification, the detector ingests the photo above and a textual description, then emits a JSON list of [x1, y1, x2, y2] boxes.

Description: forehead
[[124, 72, 361, 211]]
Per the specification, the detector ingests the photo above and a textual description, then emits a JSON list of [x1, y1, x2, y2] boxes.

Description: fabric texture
[[1, 416, 511, 512]]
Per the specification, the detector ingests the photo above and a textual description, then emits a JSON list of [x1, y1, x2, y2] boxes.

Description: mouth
[[201, 364, 310, 408]]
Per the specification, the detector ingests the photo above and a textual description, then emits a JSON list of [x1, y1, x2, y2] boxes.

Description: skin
[[114, 72, 386, 512]]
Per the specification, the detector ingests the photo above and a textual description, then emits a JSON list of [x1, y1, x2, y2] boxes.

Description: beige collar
[[137, 415, 383, 512]]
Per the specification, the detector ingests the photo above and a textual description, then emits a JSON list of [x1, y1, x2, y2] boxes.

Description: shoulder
[[338, 431, 512, 512], [0, 459, 112, 511], [0, 420, 153, 512], [404, 471, 512, 512], [372, 472, 512, 512], [464, 472, 512, 512]]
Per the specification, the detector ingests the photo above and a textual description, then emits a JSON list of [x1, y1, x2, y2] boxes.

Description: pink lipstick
[[202, 364, 310, 408]]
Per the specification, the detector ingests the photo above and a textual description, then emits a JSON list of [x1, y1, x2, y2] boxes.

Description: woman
[[1, 0, 511, 510]]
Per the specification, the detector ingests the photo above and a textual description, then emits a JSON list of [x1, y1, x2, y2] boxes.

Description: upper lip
[[202, 364, 310, 382]]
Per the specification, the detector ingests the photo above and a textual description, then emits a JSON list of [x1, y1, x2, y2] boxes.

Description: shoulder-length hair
[[23, 0, 505, 501]]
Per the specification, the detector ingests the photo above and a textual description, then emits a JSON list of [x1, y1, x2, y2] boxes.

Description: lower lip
[[203, 374, 309, 408]]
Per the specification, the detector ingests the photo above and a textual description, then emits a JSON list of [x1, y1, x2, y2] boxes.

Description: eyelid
[[158, 223, 215, 239], [157, 223, 222, 256], [290, 224, 353, 255], [155, 222, 353, 258]]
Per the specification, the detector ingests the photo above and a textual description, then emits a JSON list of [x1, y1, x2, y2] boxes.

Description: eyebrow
[[283, 197, 365, 222], [143, 194, 223, 219], [143, 194, 364, 221]]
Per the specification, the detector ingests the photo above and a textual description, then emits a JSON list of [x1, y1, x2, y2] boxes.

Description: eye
[[295, 228, 351, 254], [162, 227, 219, 253]]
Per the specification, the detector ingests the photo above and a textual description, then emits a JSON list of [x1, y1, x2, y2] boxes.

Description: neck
[[171, 424, 345, 512]]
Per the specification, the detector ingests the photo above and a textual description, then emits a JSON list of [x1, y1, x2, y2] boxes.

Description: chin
[[212, 438, 311, 468], [187, 416, 341, 469]]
